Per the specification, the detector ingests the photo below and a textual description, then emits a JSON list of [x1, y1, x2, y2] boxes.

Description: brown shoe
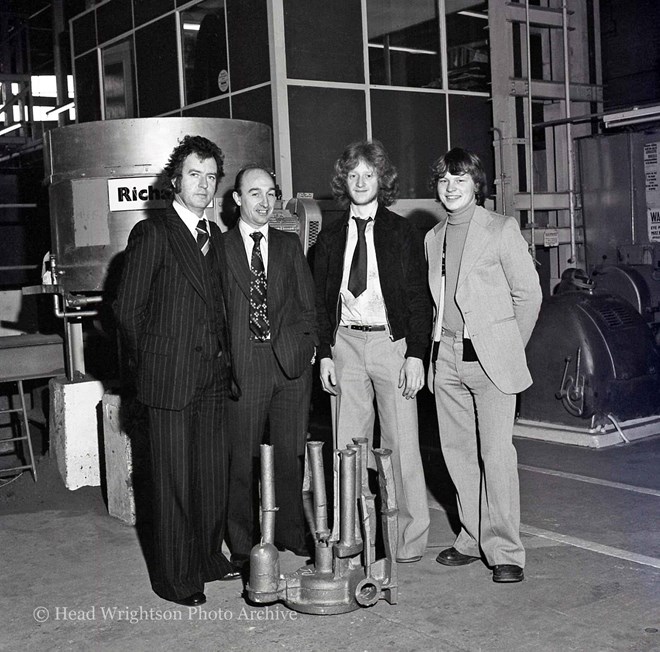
[[435, 547, 480, 566]]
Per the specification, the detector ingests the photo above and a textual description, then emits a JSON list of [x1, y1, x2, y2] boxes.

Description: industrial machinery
[[517, 272, 660, 447], [590, 264, 660, 345], [33, 117, 322, 378], [578, 130, 660, 343], [248, 439, 398, 615], [268, 198, 322, 256]]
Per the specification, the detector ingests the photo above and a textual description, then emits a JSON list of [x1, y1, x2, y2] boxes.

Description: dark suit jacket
[[114, 206, 231, 410], [314, 205, 432, 360], [221, 225, 317, 388]]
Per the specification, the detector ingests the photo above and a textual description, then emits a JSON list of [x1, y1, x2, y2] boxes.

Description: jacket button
[[195, 346, 202, 352]]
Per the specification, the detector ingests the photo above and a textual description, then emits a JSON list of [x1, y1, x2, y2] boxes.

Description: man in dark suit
[[114, 135, 241, 607], [221, 165, 317, 566]]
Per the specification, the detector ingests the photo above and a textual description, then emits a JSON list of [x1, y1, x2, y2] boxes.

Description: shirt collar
[[239, 218, 269, 241], [350, 198, 378, 221], [172, 199, 206, 230]]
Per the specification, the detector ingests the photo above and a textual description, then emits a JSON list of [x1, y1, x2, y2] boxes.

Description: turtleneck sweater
[[442, 200, 477, 334]]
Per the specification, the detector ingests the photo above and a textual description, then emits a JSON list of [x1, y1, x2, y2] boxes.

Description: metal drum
[[44, 118, 272, 292], [519, 289, 660, 428]]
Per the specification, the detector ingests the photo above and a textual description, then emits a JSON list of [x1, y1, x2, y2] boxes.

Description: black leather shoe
[[492, 564, 524, 583], [230, 554, 250, 570], [219, 564, 243, 581], [436, 547, 480, 566], [172, 592, 206, 606]]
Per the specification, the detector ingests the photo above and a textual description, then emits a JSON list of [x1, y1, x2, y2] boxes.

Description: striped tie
[[196, 219, 210, 256], [249, 232, 269, 340]]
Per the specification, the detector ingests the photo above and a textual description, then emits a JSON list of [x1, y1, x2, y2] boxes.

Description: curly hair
[[331, 140, 399, 207], [164, 134, 225, 193], [430, 147, 488, 206]]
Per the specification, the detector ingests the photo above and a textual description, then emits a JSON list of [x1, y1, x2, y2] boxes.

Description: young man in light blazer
[[425, 148, 542, 583]]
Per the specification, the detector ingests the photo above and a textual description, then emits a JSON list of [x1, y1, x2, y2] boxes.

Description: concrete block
[[102, 392, 136, 525], [50, 376, 105, 490]]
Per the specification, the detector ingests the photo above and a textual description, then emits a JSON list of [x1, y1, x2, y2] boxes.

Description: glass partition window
[[102, 39, 136, 119], [181, 0, 229, 105], [367, 0, 442, 88], [446, 1, 489, 92]]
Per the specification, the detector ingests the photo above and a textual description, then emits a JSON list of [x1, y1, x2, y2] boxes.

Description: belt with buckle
[[346, 324, 387, 332], [441, 326, 462, 339]]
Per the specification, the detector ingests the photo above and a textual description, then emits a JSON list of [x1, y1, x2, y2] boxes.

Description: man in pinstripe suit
[[221, 166, 318, 567], [115, 135, 240, 607]]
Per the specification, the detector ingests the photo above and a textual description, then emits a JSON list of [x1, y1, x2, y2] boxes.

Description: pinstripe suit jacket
[[114, 205, 231, 410], [221, 225, 317, 388], [425, 205, 542, 395]]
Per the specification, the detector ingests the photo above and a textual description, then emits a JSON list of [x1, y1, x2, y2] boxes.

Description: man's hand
[[319, 358, 338, 395], [398, 357, 424, 399]]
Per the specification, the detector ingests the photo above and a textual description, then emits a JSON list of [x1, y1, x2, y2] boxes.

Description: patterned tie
[[196, 219, 210, 256], [249, 232, 270, 340], [348, 217, 371, 298]]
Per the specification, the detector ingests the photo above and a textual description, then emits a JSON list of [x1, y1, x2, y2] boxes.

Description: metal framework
[[489, 0, 602, 290]]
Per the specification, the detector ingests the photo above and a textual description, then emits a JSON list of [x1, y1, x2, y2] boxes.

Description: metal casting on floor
[[247, 439, 398, 615]]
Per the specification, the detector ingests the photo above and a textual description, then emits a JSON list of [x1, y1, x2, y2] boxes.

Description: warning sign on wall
[[644, 142, 660, 242]]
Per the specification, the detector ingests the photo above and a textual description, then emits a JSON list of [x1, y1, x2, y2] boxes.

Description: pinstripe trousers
[[146, 357, 233, 601], [226, 342, 311, 558]]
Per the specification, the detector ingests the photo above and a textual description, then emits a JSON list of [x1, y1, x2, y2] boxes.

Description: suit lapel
[[427, 221, 447, 307], [266, 227, 283, 290], [457, 206, 492, 289], [225, 226, 251, 298], [165, 207, 209, 302]]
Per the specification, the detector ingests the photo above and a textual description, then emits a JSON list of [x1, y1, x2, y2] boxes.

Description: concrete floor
[[1, 430, 659, 651]]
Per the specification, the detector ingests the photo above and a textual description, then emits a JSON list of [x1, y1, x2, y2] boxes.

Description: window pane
[[367, 0, 441, 88], [446, 1, 489, 92], [102, 39, 136, 119], [181, 0, 229, 105]]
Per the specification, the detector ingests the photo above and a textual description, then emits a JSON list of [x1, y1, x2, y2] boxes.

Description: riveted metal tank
[[44, 118, 272, 292]]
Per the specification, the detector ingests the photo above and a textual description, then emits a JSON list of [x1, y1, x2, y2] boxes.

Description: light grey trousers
[[433, 333, 525, 567], [331, 325, 430, 559]]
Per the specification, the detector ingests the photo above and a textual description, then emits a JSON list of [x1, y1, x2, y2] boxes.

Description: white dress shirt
[[238, 219, 269, 274], [172, 199, 210, 241], [339, 208, 388, 326]]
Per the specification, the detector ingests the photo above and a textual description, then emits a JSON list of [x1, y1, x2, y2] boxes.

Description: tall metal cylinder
[[44, 118, 272, 292]]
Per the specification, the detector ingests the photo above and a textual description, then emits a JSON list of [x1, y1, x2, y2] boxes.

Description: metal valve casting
[[247, 438, 398, 615]]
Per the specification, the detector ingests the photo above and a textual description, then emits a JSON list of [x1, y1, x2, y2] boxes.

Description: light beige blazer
[[425, 205, 542, 395]]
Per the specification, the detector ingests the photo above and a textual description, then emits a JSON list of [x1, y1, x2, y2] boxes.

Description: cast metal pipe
[[337, 449, 361, 557], [307, 441, 330, 541], [247, 444, 281, 600], [346, 443, 364, 548], [260, 443, 277, 543]]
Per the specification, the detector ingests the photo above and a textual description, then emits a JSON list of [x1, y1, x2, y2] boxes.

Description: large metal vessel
[[44, 118, 272, 292]]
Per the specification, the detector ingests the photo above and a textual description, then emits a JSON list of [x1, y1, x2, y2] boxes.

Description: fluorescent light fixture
[[368, 43, 437, 55], [183, 22, 200, 31], [0, 123, 22, 136], [46, 101, 75, 117], [457, 10, 488, 20], [603, 105, 660, 128]]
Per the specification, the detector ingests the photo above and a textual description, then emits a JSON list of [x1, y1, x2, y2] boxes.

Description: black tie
[[348, 217, 371, 298], [249, 232, 269, 340], [196, 219, 210, 256]]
